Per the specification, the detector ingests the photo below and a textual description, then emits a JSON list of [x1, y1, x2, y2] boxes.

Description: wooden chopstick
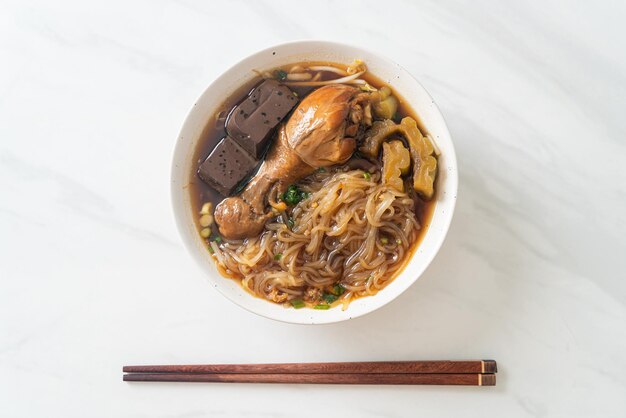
[[123, 360, 497, 375], [123, 360, 497, 386], [123, 372, 496, 386]]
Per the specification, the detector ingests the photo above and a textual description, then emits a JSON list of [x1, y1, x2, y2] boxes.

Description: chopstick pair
[[123, 360, 497, 386]]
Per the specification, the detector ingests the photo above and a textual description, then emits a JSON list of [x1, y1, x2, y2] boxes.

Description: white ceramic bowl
[[171, 41, 457, 324]]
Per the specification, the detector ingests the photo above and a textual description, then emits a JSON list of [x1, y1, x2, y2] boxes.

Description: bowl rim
[[171, 39, 458, 324]]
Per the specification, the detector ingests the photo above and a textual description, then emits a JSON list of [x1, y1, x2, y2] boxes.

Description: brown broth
[[189, 62, 437, 294]]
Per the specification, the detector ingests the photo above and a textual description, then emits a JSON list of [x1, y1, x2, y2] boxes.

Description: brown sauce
[[189, 62, 437, 290]]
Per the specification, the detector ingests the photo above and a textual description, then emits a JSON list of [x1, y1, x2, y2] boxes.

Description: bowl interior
[[171, 41, 457, 324]]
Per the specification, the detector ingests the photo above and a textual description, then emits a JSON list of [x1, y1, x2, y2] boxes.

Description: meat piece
[[213, 127, 315, 239], [226, 80, 298, 158], [268, 289, 288, 303], [285, 84, 361, 168], [197, 136, 258, 196], [303, 286, 322, 303], [215, 84, 374, 240]]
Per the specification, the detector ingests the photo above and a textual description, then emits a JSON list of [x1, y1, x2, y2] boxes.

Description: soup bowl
[[171, 40, 457, 324]]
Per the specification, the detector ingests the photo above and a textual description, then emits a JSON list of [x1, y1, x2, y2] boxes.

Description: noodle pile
[[210, 167, 420, 308]]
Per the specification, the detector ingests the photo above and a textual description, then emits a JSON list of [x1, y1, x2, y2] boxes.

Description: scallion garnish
[[290, 299, 305, 309], [314, 304, 330, 310], [363, 172, 371, 180], [281, 184, 310, 206], [275, 69, 288, 81], [331, 284, 345, 296], [323, 293, 338, 304], [274, 253, 283, 260]]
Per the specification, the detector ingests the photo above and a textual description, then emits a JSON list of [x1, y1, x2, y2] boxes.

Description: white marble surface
[[1, 0, 625, 416]]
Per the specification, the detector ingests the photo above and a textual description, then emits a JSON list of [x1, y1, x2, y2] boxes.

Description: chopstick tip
[[482, 360, 497, 373], [480, 374, 496, 386]]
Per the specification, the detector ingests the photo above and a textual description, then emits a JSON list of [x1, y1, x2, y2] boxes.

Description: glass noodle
[[196, 61, 437, 309]]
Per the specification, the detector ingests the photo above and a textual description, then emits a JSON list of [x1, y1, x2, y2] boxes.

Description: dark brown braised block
[[197, 136, 258, 196], [226, 79, 298, 158]]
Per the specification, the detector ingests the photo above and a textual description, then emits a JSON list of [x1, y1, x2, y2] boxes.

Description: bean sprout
[[308, 65, 348, 76], [286, 72, 313, 81], [283, 71, 366, 87]]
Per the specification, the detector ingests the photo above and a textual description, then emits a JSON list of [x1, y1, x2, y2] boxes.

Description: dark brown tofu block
[[226, 79, 298, 158], [197, 136, 258, 196]]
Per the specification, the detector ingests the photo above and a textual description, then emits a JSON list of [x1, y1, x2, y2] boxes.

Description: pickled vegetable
[[359, 119, 398, 157], [401, 117, 437, 199], [359, 116, 438, 199], [382, 140, 411, 192], [371, 86, 398, 120], [373, 95, 398, 120], [378, 86, 392, 100]]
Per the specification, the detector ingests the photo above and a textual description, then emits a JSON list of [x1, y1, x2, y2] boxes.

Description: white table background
[[2, 1, 625, 416]]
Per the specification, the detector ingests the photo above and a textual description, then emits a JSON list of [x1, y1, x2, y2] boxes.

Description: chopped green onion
[[211, 235, 223, 244], [318, 167, 326, 173], [207, 245, 214, 254], [281, 184, 310, 206], [292, 91, 299, 97], [396, 238, 402, 245], [323, 293, 338, 303], [287, 218, 295, 229], [331, 284, 345, 296], [274, 253, 283, 260], [380, 237, 389, 245], [281, 185, 298, 205], [290, 299, 305, 309], [314, 304, 330, 310], [363, 172, 371, 180], [275, 69, 288, 81]]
